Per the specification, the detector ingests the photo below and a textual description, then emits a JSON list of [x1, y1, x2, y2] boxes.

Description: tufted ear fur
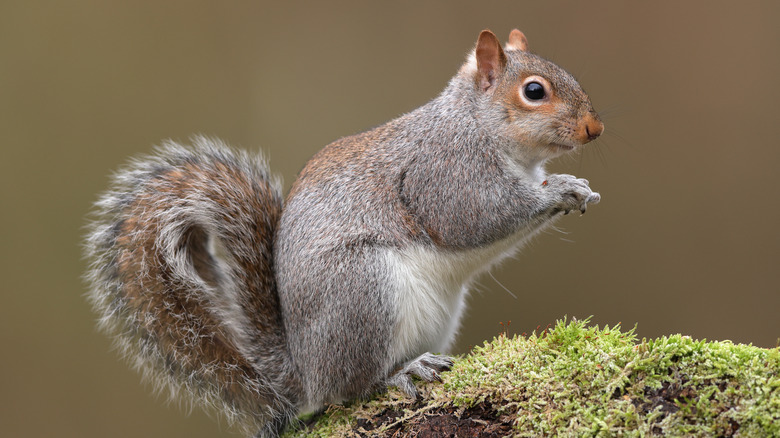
[[505, 29, 529, 51], [475, 30, 506, 92]]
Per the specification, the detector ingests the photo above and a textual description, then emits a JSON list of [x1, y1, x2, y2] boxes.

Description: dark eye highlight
[[523, 82, 546, 100]]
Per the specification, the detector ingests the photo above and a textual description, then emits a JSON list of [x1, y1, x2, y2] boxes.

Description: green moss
[[284, 318, 779, 437]]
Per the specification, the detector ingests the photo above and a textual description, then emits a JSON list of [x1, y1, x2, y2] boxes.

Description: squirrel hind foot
[[386, 352, 454, 399]]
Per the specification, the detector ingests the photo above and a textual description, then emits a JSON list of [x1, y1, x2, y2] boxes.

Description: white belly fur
[[385, 222, 553, 365]]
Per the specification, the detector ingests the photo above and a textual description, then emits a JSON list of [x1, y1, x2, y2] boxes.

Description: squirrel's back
[[84, 137, 299, 435]]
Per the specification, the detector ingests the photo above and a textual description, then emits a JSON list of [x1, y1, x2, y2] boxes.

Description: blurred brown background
[[1, 1, 778, 437]]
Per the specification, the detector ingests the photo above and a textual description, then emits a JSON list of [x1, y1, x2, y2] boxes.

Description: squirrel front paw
[[385, 352, 454, 399], [543, 174, 601, 215]]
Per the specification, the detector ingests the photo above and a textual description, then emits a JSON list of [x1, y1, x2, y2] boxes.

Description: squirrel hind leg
[[385, 352, 454, 399]]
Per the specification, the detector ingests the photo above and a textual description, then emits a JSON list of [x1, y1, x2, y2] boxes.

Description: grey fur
[[84, 30, 601, 437], [85, 137, 298, 435]]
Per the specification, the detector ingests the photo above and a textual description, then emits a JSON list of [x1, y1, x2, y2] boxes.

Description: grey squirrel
[[84, 29, 603, 437]]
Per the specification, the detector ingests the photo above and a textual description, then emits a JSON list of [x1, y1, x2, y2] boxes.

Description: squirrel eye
[[523, 82, 546, 100]]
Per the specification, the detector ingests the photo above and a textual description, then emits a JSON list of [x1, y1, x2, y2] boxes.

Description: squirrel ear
[[506, 29, 529, 52], [475, 30, 507, 92]]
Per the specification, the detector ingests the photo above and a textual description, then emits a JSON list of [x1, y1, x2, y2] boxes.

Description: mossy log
[[284, 318, 779, 437]]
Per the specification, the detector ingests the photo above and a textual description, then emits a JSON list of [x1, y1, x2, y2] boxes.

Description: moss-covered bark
[[284, 318, 779, 437]]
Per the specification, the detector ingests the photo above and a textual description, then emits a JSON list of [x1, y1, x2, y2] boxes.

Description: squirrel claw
[[386, 352, 453, 399]]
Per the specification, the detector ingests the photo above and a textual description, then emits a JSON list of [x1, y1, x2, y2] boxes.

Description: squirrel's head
[[462, 29, 603, 161]]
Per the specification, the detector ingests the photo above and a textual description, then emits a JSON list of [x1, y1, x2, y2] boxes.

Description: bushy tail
[[84, 137, 298, 436]]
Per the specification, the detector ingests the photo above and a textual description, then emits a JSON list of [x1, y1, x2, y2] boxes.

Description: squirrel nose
[[582, 114, 604, 144]]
